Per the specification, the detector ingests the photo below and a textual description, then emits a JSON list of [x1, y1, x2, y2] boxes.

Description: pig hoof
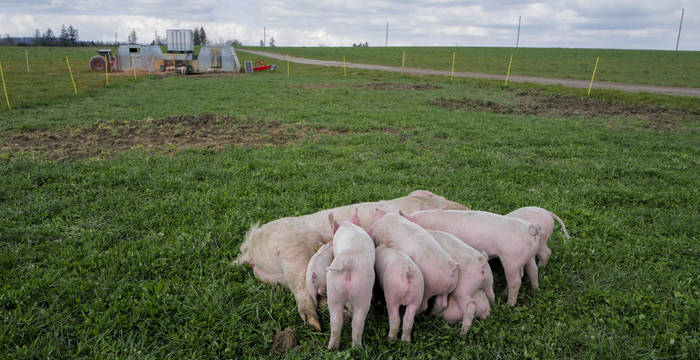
[[307, 316, 321, 331]]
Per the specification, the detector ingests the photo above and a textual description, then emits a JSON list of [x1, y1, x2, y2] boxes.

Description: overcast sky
[[1, 0, 698, 50]]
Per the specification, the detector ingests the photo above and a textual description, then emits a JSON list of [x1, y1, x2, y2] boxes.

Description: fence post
[[104, 54, 109, 86], [401, 50, 406, 75], [0, 62, 10, 110], [450, 51, 456, 81], [131, 55, 136, 80], [65, 57, 78, 95], [587, 56, 600, 96], [26, 48, 30, 72], [504, 54, 514, 87], [343, 55, 347, 78]]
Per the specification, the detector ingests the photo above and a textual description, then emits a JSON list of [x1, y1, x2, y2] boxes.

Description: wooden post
[[104, 54, 109, 86], [450, 51, 456, 81], [131, 55, 136, 80], [401, 50, 406, 75], [343, 55, 347, 78], [66, 57, 78, 95], [26, 48, 30, 72]]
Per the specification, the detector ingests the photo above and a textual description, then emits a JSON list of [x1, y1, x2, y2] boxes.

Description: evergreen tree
[[128, 29, 137, 44], [269, 37, 276, 47], [260, 40, 264, 46], [43, 28, 55, 45], [59, 25, 69, 46], [199, 26, 207, 45], [68, 25, 78, 45], [193, 28, 200, 45], [34, 29, 41, 40]]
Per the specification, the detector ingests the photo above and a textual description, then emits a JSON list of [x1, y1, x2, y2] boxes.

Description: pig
[[326, 210, 375, 350], [369, 209, 460, 315], [506, 206, 571, 268], [403, 210, 540, 307], [374, 244, 424, 342], [234, 190, 467, 331], [306, 242, 334, 306], [441, 289, 491, 326], [426, 230, 494, 335]]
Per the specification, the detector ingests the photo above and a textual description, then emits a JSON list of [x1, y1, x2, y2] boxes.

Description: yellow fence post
[[0, 62, 10, 110], [343, 55, 347, 78], [504, 54, 514, 87], [104, 54, 109, 86], [149, 55, 154, 74], [450, 51, 456, 81], [65, 57, 78, 95], [131, 55, 136, 80], [588, 56, 600, 96], [172, 54, 176, 73], [287, 54, 290, 77]]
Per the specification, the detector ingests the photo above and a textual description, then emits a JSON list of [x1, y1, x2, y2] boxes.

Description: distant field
[[1, 47, 699, 358], [243, 46, 700, 88]]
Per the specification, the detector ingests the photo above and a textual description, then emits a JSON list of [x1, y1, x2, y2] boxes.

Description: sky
[[1, 0, 698, 51]]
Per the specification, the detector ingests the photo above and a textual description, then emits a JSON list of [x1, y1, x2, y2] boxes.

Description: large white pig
[[403, 209, 540, 307], [374, 244, 424, 342], [427, 230, 494, 335], [369, 209, 460, 314], [441, 289, 491, 326], [306, 242, 334, 306], [234, 190, 467, 330], [506, 206, 570, 268], [325, 210, 375, 350]]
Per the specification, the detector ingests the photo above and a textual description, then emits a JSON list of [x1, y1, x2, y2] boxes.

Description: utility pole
[[516, 16, 521, 48], [385, 22, 389, 47], [264, 27, 266, 47], [675, 8, 685, 51], [114, 32, 117, 45]]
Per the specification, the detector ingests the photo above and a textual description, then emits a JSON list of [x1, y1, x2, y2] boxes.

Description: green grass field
[[1, 46, 699, 358], [246, 46, 700, 88]]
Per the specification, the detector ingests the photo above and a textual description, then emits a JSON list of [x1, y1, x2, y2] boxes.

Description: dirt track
[[240, 49, 700, 98]]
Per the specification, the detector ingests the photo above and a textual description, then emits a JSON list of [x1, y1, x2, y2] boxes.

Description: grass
[[243, 46, 700, 88], [1, 47, 699, 358]]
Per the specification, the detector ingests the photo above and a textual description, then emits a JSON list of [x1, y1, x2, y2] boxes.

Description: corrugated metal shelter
[[195, 46, 241, 73], [117, 45, 163, 71], [167, 29, 194, 53]]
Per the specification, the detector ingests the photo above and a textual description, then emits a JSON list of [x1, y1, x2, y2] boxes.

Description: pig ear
[[350, 208, 361, 226], [439, 202, 449, 210], [375, 208, 387, 221], [328, 212, 340, 234]]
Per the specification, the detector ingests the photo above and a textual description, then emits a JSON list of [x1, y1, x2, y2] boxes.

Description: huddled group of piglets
[[306, 205, 569, 350], [235, 190, 569, 350]]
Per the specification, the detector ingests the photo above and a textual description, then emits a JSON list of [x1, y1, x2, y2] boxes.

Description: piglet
[[441, 289, 491, 326], [369, 209, 460, 314], [326, 209, 375, 350], [426, 229, 494, 335], [506, 206, 570, 268], [375, 244, 424, 342], [306, 242, 334, 306], [403, 209, 540, 307]]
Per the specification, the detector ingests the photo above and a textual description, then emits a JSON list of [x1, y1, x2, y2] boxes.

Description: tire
[[89, 56, 106, 71]]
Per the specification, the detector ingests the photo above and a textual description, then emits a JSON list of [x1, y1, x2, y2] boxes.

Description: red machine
[[253, 58, 277, 72]]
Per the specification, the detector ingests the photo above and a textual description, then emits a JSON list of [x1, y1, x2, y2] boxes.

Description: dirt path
[[240, 49, 700, 98]]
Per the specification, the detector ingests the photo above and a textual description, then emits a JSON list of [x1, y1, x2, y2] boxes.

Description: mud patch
[[270, 329, 297, 353], [292, 82, 441, 91], [429, 92, 699, 130], [0, 113, 352, 161]]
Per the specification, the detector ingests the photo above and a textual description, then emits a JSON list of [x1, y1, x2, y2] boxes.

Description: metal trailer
[[195, 46, 241, 73], [116, 45, 165, 72]]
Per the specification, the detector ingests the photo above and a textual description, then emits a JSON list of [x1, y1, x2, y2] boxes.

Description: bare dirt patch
[[292, 82, 442, 91], [0, 113, 358, 161], [270, 329, 298, 353], [429, 91, 699, 130]]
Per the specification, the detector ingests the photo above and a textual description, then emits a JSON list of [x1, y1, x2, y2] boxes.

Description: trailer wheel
[[90, 56, 106, 71]]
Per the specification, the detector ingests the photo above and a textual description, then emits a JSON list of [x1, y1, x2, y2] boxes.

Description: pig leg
[[386, 302, 401, 340], [482, 265, 496, 306], [537, 245, 552, 268], [400, 303, 419, 342], [504, 262, 523, 307], [459, 300, 476, 336], [525, 257, 539, 290], [284, 263, 322, 331], [350, 297, 371, 347], [419, 298, 429, 313], [327, 298, 344, 350], [431, 294, 449, 315]]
